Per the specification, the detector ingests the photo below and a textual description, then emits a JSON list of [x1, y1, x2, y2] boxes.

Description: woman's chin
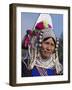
[[41, 54, 51, 59]]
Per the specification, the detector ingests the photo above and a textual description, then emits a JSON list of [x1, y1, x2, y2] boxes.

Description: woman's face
[[40, 38, 55, 59]]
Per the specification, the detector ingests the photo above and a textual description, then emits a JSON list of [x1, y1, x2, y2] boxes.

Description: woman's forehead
[[42, 38, 56, 46]]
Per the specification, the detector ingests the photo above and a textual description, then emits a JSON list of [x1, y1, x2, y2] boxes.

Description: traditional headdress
[[31, 14, 56, 48]]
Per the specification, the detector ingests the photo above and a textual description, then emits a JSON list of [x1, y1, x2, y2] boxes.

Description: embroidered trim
[[36, 66, 48, 76]]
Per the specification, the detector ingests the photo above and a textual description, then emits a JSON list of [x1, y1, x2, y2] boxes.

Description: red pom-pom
[[35, 21, 45, 30], [27, 29, 33, 36]]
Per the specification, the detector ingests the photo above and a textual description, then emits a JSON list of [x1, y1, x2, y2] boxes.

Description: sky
[[21, 12, 63, 41]]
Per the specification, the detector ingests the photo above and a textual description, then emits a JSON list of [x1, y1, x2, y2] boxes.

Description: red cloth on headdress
[[35, 22, 45, 30]]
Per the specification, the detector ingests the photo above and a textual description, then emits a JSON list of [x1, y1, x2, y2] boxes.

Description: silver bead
[[56, 44, 58, 47], [39, 35, 42, 38], [57, 41, 59, 44], [40, 32, 43, 35], [39, 44, 41, 47], [39, 39, 42, 42], [55, 48, 58, 51]]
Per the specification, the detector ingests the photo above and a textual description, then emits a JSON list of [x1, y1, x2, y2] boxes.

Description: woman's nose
[[47, 45, 51, 51]]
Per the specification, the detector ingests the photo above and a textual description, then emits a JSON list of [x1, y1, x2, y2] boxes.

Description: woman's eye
[[51, 43, 54, 46], [45, 42, 49, 44], [44, 42, 54, 46]]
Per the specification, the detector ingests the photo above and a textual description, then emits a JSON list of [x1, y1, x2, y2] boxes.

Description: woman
[[22, 14, 62, 77]]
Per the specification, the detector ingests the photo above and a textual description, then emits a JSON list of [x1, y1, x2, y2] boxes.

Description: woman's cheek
[[51, 47, 55, 53]]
